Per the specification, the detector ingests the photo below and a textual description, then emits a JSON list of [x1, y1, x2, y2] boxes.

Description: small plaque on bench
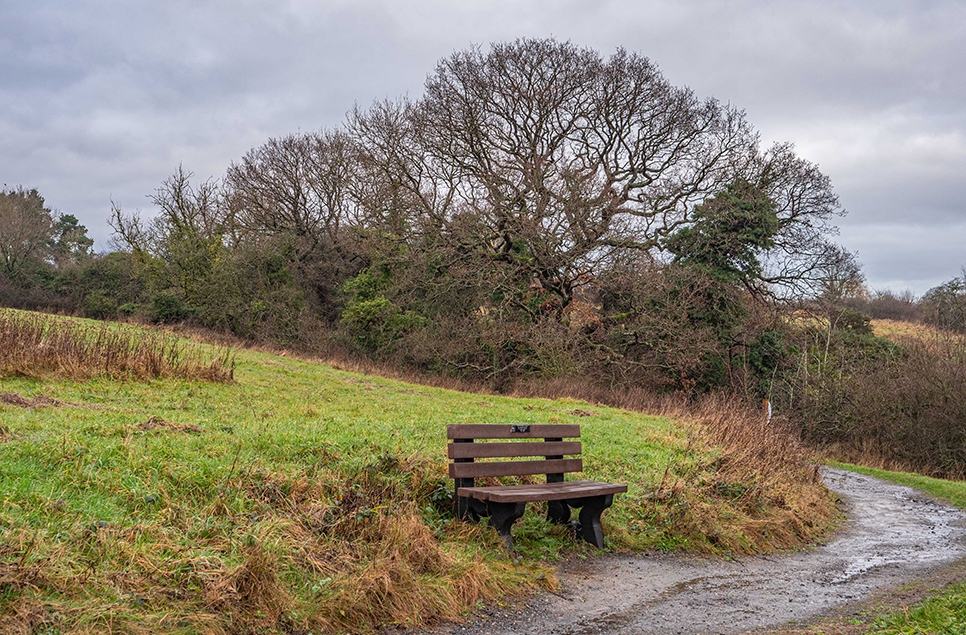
[[510, 425, 531, 433]]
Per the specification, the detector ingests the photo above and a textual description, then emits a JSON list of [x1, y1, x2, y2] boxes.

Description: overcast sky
[[2, 0, 963, 294]]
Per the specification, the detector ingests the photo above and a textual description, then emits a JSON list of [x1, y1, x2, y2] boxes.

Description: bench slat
[[458, 480, 628, 503], [447, 424, 581, 439], [447, 441, 582, 459], [448, 458, 582, 479]]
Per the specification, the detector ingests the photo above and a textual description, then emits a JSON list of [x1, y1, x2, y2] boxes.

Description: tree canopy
[[100, 38, 855, 388]]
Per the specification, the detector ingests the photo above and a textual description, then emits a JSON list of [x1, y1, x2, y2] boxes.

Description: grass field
[[869, 318, 948, 343], [0, 309, 836, 634]]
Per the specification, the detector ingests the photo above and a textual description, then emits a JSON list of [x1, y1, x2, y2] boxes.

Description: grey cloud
[[1, 0, 963, 293], [840, 222, 966, 294]]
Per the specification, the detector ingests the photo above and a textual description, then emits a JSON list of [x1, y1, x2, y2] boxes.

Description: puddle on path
[[420, 468, 966, 635]]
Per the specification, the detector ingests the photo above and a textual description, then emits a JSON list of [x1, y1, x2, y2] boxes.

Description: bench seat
[[458, 480, 627, 503]]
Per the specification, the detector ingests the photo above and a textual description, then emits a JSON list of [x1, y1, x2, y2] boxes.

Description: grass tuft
[[0, 309, 234, 382]]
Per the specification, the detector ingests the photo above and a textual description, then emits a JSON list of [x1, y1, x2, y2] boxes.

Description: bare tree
[[222, 130, 367, 318], [921, 269, 966, 333], [224, 130, 356, 252], [752, 143, 847, 296], [346, 39, 843, 313], [412, 40, 761, 308]]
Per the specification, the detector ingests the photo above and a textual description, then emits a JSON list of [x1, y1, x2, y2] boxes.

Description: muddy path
[[421, 468, 966, 635]]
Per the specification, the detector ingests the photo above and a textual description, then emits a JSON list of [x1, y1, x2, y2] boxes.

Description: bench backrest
[[447, 424, 582, 483]]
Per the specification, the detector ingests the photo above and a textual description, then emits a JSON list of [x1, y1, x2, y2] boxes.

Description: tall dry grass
[[680, 395, 834, 551], [0, 311, 234, 382], [509, 379, 837, 553]]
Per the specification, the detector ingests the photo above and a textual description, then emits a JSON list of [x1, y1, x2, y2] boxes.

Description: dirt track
[[421, 468, 966, 635]]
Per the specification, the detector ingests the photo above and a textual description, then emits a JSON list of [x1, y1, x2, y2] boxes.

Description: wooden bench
[[448, 423, 627, 549]]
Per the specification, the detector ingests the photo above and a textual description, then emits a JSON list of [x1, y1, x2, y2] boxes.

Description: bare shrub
[[782, 324, 966, 479], [838, 334, 966, 478], [852, 288, 921, 322], [0, 311, 234, 382], [920, 271, 966, 334]]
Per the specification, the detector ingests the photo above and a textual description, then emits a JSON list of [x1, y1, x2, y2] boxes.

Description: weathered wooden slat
[[448, 458, 582, 479], [447, 424, 581, 440], [448, 441, 582, 459], [458, 480, 628, 503]]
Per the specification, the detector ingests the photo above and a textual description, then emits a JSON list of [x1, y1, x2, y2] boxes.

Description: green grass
[[0, 330, 697, 633], [0, 310, 834, 634], [830, 462, 966, 635], [871, 587, 966, 634]]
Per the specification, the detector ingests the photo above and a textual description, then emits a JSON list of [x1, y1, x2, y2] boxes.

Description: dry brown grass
[[871, 318, 950, 342], [507, 379, 838, 553], [135, 415, 202, 434], [681, 395, 837, 552], [0, 392, 72, 408], [0, 310, 234, 382], [0, 462, 541, 635]]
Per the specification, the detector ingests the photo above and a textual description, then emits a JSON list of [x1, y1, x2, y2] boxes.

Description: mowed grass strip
[[0, 311, 835, 634]]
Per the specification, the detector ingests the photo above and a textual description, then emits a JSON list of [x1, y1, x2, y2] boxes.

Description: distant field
[[0, 310, 835, 634], [870, 318, 949, 342]]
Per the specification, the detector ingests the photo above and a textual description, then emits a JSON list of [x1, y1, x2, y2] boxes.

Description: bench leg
[[487, 501, 527, 548], [569, 494, 614, 549], [547, 500, 571, 525], [458, 497, 487, 523]]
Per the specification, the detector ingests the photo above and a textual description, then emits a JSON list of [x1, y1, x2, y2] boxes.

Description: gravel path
[[420, 468, 966, 635]]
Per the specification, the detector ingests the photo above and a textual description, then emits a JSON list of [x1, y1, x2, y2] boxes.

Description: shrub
[[149, 292, 194, 323], [921, 273, 966, 333], [835, 309, 872, 334], [340, 295, 426, 353], [83, 290, 118, 320], [118, 302, 140, 316], [778, 324, 966, 478]]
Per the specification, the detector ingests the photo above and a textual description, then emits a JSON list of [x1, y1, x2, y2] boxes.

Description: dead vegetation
[[0, 392, 70, 408], [787, 320, 966, 479], [0, 310, 234, 382], [679, 395, 836, 552], [0, 457, 547, 635], [135, 416, 202, 434]]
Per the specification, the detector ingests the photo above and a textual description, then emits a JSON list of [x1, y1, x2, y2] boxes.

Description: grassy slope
[[0, 336, 697, 634], [0, 311, 836, 634], [829, 463, 966, 635]]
